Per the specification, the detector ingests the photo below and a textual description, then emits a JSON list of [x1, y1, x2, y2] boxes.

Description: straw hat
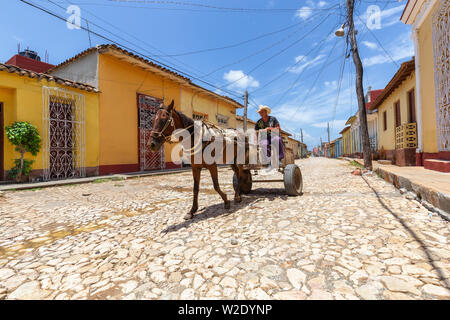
[[257, 105, 271, 115]]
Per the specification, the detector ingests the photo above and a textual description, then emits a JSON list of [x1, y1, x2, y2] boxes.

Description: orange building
[[49, 44, 242, 174]]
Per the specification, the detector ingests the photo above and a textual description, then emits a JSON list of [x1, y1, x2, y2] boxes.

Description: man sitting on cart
[[255, 105, 284, 164]]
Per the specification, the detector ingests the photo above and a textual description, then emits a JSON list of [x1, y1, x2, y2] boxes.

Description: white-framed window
[[216, 114, 229, 126]]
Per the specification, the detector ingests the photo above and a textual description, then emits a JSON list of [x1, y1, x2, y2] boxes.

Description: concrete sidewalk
[[0, 167, 193, 192], [345, 157, 450, 218]]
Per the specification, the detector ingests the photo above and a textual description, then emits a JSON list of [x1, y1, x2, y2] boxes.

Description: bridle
[[150, 108, 176, 143]]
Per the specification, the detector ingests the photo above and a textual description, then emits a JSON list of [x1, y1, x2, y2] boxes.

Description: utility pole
[[346, 0, 372, 170], [327, 122, 330, 144], [300, 129, 303, 143], [243, 90, 248, 133]]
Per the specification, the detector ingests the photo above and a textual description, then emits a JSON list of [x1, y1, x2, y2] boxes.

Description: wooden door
[[394, 101, 401, 128], [408, 89, 416, 123]]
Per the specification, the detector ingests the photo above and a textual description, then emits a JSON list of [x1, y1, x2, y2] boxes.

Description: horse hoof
[[184, 213, 193, 220], [224, 201, 231, 209], [234, 197, 242, 204]]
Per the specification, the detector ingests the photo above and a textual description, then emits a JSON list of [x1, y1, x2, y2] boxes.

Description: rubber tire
[[284, 164, 303, 196], [233, 170, 252, 194]]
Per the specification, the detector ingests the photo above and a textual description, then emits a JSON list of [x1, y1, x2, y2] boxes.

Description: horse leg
[[185, 166, 201, 220], [231, 164, 242, 203], [208, 164, 230, 209]]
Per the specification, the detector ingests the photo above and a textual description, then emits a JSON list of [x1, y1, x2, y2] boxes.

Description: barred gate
[[432, 0, 450, 151], [137, 93, 165, 171], [42, 87, 86, 181]]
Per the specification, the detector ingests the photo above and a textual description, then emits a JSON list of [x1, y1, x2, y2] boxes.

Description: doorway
[[0, 102, 3, 180]]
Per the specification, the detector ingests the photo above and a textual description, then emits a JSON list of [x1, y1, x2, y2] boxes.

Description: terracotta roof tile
[[48, 44, 242, 108], [0, 62, 99, 93]]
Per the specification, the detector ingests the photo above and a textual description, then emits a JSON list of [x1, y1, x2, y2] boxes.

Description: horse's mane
[[174, 109, 194, 128]]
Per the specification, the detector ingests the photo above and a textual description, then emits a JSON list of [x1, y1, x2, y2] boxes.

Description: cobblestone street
[[0, 157, 449, 300]]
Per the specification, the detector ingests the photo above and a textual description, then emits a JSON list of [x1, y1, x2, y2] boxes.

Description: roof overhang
[[345, 115, 356, 126], [48, 44, 243, 109], [369, 58, 415, 110]]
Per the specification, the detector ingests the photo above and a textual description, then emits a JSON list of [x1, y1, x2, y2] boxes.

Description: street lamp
[[335, 24, 346, 37]]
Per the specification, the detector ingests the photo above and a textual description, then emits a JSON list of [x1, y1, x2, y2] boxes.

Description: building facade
[[369, 59, 417, 166], [49, 45, 241, 174], [401, 0, 450, 172], [340, 126, 351, 157], [0, 62, 99, 181]]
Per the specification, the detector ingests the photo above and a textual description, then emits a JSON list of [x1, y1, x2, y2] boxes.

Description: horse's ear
[[167, 100, 174, 111]]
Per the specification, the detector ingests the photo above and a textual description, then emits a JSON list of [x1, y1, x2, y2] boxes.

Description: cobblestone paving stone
[[0, 157, 449, 300]]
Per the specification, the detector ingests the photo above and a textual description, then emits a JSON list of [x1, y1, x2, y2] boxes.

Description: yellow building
[[345, 114, 361, 157], [49, 44, 242, 174], [287, 136, 300, 160], [0, 62, 99, 181], [369, 59, 416, 166], [401, 0, 449, 171], [340, 126, 351, 156]]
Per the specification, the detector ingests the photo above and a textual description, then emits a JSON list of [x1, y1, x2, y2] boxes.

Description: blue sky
[[1, 0, 414, 148]]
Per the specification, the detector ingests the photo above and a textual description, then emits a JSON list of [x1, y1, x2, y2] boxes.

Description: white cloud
[[287, 54, 325, 74], [362, 41, 378, 50], [223, 70, 259, 89], [318, 1, 327, 8], [324, 80, 337, 88], [296, 6, 313, 20], [363, 34, 414, 67]]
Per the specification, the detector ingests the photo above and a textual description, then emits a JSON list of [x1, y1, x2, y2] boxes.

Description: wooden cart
[[232, 125, 303, 196]]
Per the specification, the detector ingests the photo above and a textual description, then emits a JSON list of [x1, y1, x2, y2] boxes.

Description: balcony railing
[[395, 123, 417, 149]]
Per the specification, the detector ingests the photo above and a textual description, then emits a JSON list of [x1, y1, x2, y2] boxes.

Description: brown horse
[[147, 100, 248, 220]]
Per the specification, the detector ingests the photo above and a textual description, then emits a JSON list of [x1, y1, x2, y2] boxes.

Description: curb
[[0, 167, 194, 192]]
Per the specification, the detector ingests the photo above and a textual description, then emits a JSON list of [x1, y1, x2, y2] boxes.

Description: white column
[[412, 29, 423, 154]]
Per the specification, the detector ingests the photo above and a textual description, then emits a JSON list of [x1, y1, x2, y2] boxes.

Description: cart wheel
[[233, 170, 252, 194], [284, 164, 303, 196]]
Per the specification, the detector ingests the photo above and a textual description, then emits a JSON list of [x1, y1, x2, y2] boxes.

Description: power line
[[215, 10, 338, 90], [152, 20, 316, 57], [200, 9, 333, 79], [20, 0, 244, 100], [106, 0, 339, 13], [330, 41, 349, 129], [48, 0, 222, 83], [354, 11, 400, 68], [250, 19, 340, 95], [285, 37, 341, 120]]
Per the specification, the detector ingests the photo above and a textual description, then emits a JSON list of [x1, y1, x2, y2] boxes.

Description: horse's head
[[148, 100, 176, 152]]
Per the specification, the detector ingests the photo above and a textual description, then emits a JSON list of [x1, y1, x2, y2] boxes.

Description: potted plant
[[5, 121, 41, 182]]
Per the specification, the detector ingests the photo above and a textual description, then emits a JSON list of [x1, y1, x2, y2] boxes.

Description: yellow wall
[[98, 53, 239, 168], [342, 129, 351, 155], [98, 54, 181, 166], [181, 87, 237, 129], [0, 72, 99, 175], [417, 8, 438, 153], [377, 72, 416, 151]]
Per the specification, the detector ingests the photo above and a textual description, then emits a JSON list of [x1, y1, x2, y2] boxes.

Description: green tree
[[5, 122, 41, 182]]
